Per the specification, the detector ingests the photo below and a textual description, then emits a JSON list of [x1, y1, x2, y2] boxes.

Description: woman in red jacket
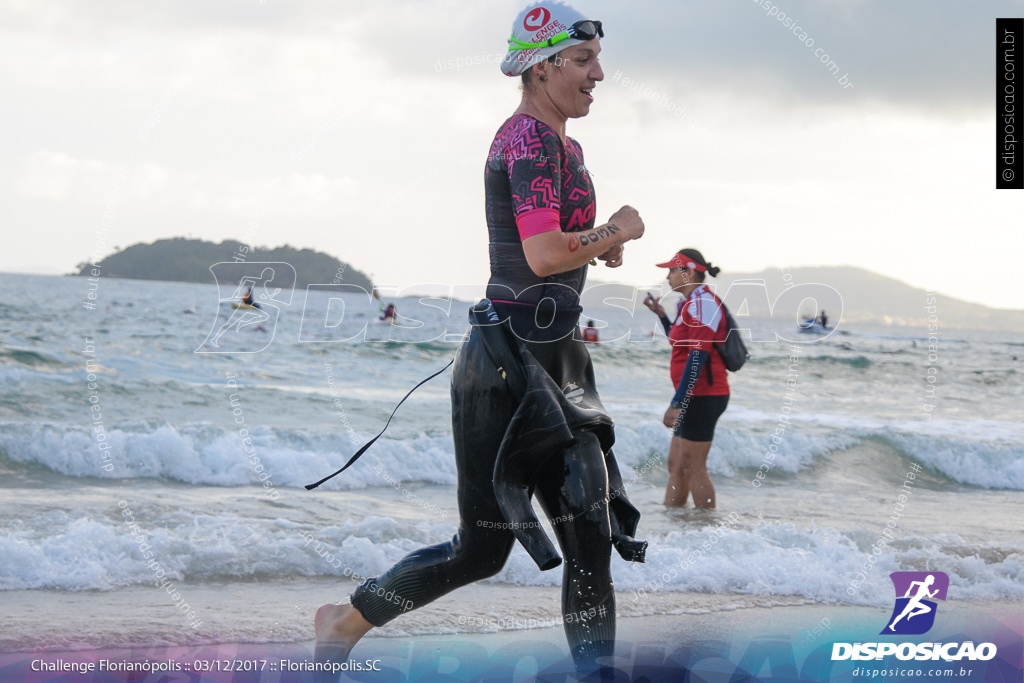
[[643, 249, 728, 508]]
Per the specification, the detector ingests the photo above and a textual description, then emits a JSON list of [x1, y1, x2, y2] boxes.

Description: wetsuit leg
[[350, 329, 518, 625], [534, 429, 616, 673]]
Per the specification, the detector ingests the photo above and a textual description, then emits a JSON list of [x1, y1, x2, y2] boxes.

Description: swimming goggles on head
[[508, 20, 603, 50]]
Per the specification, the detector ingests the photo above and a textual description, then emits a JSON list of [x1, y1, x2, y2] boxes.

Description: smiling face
[[536, 39, 603, 118]]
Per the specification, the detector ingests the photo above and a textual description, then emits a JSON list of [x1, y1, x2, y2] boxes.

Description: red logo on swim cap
[[523, 7, 551, 32]]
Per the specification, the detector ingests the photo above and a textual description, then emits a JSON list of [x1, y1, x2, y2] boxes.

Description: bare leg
[[680, 438, 715, 508], [664, 437, 690, 506], [314, 603, 374, 666]]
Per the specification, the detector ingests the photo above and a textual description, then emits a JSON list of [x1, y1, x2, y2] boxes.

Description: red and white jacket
[[668, 285, 730, 397]]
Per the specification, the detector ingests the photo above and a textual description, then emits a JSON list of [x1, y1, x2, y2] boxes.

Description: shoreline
[[2, 578, 1019, 651], [2, 592, 1019, 681]]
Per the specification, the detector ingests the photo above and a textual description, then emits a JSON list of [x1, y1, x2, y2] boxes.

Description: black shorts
[[672, 394, 729, 442]]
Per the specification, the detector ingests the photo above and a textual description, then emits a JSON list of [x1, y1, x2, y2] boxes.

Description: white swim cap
[[501, 2, 598, 77]]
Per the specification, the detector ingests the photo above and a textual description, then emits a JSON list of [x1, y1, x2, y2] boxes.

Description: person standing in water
[[643, 249, 729, 508], [315, 2, 646, 675]]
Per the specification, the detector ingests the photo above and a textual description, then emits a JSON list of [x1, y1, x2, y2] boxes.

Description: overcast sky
[[2, 0, 1023, 309]]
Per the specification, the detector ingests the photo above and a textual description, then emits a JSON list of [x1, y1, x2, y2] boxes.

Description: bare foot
[[314, 603, 373, 666]]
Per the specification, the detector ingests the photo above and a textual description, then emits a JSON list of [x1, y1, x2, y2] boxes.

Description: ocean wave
[[878, 426, 1024, 490], [615, 412, 1024, 490], [611, 417, 856, 478], [3, 511, 1019, 605], [0, 422, 458, 490], [2, 415, 1020, 491], [0, 348, 66, 369], [0, 510, 452, 591], [607, 523, 1024, 606]]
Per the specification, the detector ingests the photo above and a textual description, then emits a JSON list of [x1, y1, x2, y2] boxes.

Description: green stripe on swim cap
[[501, 1, 590, 77]]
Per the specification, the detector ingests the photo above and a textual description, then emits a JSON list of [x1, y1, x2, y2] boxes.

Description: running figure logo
[[881, 571, 949, 635], [196, 262, 295, 354]]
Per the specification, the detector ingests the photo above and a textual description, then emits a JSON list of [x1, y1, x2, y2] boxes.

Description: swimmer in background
[[241, 286, 261, 309]]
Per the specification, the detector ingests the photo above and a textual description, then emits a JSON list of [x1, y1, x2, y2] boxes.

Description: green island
[[72, 237, 372, 291]]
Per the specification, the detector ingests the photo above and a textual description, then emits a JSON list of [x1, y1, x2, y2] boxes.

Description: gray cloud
[[588, 0, 1024, 111]]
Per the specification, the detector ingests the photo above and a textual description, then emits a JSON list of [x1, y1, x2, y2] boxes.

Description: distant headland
[[71, 238, 372, 291]]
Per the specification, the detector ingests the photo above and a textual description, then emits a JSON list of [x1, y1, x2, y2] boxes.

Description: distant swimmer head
[[655, 249, 720, 283], [501, 1, 598, 91]]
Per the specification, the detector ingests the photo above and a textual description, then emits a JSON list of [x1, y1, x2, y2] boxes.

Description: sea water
[[1, 272, 1022, 651]]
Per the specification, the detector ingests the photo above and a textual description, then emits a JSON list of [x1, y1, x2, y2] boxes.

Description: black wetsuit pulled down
[[349, 114, 644, 672]]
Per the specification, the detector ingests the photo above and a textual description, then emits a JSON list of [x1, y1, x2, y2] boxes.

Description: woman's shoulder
[[490, 115, 568, 170], [493, 113, 538, 137], [695, 285, 722, 303], [686, 286, 725, 329]]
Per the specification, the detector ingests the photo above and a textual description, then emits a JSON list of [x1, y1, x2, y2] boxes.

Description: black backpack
[[714, 301, 749, 372]]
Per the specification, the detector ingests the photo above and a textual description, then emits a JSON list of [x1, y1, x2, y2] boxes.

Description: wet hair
[[676, 248, 720, 282]]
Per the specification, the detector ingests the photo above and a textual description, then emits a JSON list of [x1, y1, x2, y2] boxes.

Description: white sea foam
[[0, 422, 458, 490], [3, 510, 1019, 606], [2, 415, 1022, 490], [881, 422, 1024, 490]]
